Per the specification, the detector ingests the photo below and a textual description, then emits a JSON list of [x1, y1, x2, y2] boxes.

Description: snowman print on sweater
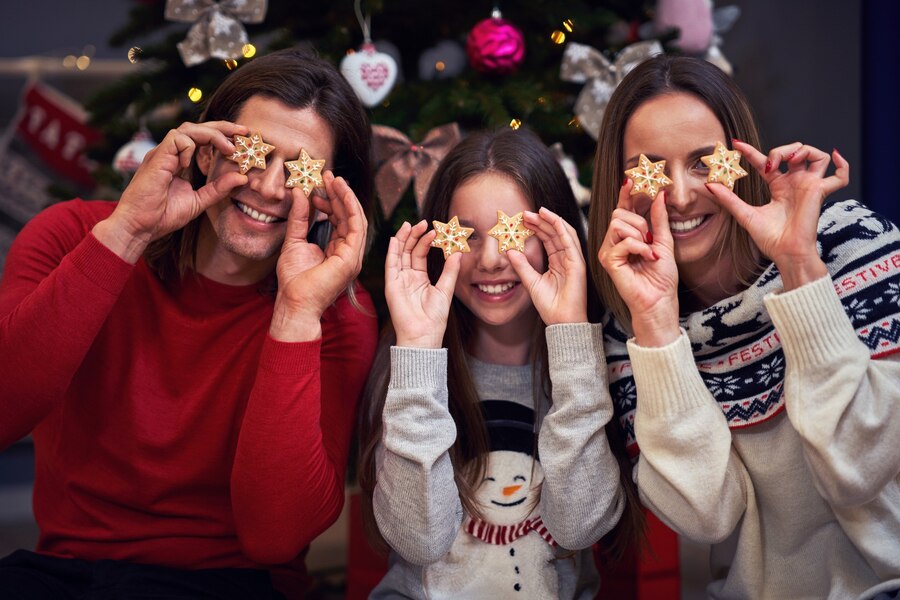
[[425, 400, 559, 599]]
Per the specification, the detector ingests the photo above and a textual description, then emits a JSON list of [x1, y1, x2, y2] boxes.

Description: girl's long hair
[[358, 127, 644, 561]]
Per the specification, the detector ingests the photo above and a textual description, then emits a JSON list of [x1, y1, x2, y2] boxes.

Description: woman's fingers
[[617, 178, 636, 212], [823, 148, 851, 195], [648, 190, 672, 247], [608, 217, 648, 247], [600, 235, 657, 268], [731, 139, 768, 177]]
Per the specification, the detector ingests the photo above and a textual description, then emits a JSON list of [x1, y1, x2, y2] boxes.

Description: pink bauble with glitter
[[466, 17, 525, 75]]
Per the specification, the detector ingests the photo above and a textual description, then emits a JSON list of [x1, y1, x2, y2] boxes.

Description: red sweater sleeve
[[0, 201, 133, 450], [230, 288, 377, 564]]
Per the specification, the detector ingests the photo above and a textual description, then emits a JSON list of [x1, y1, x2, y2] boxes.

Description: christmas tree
[[86, 0, 676, 318]]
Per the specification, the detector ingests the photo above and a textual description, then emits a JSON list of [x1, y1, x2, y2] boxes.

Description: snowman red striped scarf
[[464, 515, 557, 547]]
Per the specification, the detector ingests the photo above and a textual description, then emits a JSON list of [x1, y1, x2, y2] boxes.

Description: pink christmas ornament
[[466, 11, 525, 75], [655, 0, 713, 54]]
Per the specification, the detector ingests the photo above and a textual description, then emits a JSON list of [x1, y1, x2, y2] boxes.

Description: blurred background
[[0, 0, 896, 597]]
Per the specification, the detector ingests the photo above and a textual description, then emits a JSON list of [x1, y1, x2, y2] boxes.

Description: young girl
[[590, 55, 900, 598], [358, 128, 641, 598]]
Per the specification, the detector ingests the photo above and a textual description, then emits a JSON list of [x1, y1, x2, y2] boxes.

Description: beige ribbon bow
[[165, 0, 268, 67], [560, 41, 663, 140], [373, 123, 461, 217]]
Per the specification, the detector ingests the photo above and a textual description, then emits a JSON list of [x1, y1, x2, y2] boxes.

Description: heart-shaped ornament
[[340, 43, 398, 107]]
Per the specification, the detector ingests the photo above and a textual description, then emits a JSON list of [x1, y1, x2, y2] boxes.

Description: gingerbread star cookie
[[285, 148, 326, 194], [625, 154, 673, 200], [488, 210, 535, 253], [228, 132, 275, 174], [431, 216, 475, 259], [701, 141, 748, 190]]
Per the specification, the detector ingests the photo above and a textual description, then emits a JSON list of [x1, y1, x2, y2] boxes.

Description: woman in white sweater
[[590, 55, 900, 599]]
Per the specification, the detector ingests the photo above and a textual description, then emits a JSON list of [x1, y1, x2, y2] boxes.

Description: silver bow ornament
[[165, 0, 268, 67], [560, 41, 663, 140], [372, 123, 461, 217]]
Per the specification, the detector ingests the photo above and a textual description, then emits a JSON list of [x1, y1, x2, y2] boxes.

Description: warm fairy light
[[563, 19, 574, 32], [435, 61, 446, 72], [551, 30, 566, 44], [241, 44, 256, 58], [188, 87, 203, 102], [127, 47, 142, 64], [537, 96, 547, 105], [75, 56, 91, 70], [509, 118, 522, 130], [224, 58, 238, 70], [568, 116, 581, 128], [63, 55, 77, 68]]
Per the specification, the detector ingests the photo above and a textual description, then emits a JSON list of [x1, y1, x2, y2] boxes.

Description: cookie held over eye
[[701, 141, 748, 191], [625, 154, 673, 200], [285, 148, 326, 194], [431, 216, 475, 259], [488, 210, 535, 253], [228, 132, 275, 174]]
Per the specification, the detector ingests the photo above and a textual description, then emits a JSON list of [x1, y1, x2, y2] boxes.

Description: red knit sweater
[[0, 200, 377, 596]]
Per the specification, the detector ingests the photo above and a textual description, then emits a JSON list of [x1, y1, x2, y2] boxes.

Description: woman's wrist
[[775, 255, 828, 291], [631, 302, 681, 347]]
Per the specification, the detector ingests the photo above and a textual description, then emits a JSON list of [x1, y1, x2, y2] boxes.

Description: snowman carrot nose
[[502, 485, 522, 496]]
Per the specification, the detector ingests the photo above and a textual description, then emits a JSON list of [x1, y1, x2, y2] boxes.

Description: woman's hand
[[94, 121, 248, 263], [708, 141, 849, 290], [598, 180, 680, 346], [270, 171, 368, 342], [384, 220, 461, 349], [506, 207, 587, 325]]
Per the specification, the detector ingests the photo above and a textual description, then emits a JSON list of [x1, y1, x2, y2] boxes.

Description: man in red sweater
[[0, 48, 377, 599]]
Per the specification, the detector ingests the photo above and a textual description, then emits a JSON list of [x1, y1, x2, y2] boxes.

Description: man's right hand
[[93, 121, 248, 263]]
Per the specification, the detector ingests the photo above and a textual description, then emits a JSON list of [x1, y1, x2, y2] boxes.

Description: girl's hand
[[270, 171, 368, 341], [95, 121, 248, 263], [506, 207, 587, 325], [384, 220, 461, 349], [708, 141, 849, 290], [598, 180, 681, 346]]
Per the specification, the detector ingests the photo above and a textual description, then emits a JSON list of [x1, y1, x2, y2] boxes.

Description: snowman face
[[474, 450, 544, 526]]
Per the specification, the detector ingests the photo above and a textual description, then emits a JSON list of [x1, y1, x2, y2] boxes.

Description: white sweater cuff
[[627, 331, 712, 417], [763, 274, 862, 370]]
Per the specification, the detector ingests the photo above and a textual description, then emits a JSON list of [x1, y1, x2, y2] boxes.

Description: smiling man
[[0, 48, 377, 599]]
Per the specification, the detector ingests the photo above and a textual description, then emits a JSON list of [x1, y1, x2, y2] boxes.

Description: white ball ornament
[[113, 130, 157, 176]]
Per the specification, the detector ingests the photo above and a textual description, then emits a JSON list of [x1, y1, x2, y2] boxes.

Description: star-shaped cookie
[[625, 154, 673, 200], [228, 132, 275, 174], [285, 148, 326, 194], [701, 141, 748, 190], [430, 216, 475, 259], [488, 210, 535, 253]]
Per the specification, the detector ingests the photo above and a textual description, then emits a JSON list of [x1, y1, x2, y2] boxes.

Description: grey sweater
[[370, 323, 624, 599]]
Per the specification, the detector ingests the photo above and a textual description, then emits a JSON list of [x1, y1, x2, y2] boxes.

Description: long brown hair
[[358, 127, 643, 560], [588, 55, 770, 329], [144, 47, 372, 284]]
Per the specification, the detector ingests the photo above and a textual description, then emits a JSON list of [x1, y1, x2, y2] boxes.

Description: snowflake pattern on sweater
[[606, 199, 900, 452]]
